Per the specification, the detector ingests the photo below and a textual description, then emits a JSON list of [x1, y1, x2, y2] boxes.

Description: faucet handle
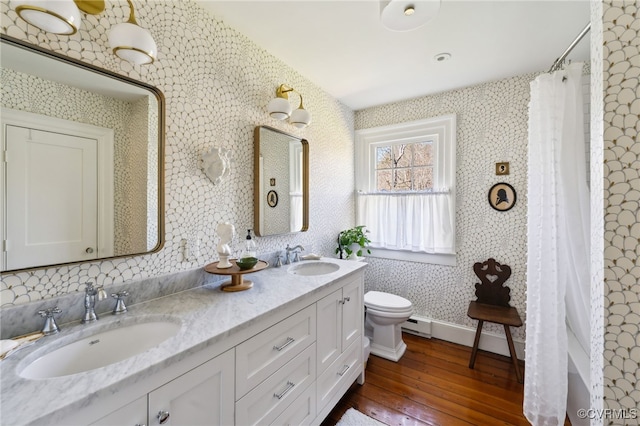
[[274, 252, 283, 268], [37, 307, 61, 335], [111, 291, 129, 315], [97, 286, 107, 301], [84, 282, 107, 300]]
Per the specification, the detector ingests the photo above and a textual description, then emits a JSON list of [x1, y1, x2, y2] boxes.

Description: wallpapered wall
[[355, 75, 533, 339], [0, 67, 148, 255], [602, 0, 640, 418], [0, 0, 355, 305]]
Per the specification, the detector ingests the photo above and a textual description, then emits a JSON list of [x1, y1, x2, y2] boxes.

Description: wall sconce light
[[12, 0, 104, 35], [108, 0, 157, 65], [12, 0, 157, 66], [267, 84, 312, 129], [380, 0, 441, 32]]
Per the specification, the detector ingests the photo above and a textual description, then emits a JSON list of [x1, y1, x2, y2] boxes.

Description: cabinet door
[[316, 289, 342, 375], [341, 275, 363, 351], [90, 396, 147, 426], [148, 349, 234, 426]]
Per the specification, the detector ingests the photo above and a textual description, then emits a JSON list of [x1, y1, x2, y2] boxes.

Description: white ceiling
[[196, 0, 591, 111]]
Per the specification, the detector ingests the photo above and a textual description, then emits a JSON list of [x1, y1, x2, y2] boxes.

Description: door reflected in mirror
[[254, 126, 308, 236], [0, 35, 165, 273]]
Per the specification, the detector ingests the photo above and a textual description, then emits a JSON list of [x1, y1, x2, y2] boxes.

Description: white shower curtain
[[524, 62, 590, 426]]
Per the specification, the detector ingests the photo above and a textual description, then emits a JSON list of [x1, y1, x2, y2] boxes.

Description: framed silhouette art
[[267, 190, 278, 208], [488, 182, 516, 211]]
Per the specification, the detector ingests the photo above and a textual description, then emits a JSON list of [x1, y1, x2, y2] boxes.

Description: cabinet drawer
[[271, 380, 316, 426], [236, 343, 316, 426], [316, 338, 362, 412], [236, 304, 316, 398]]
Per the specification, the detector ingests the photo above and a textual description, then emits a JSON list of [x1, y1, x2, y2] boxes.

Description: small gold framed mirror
[[254, 126, 309, 236]]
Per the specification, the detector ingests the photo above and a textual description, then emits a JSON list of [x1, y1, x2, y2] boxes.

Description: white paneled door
[[5, 125, 98, 270]]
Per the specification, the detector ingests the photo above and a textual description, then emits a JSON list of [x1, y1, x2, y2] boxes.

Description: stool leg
[[469, 320, 484, 369], [504, 325, 523, 383]]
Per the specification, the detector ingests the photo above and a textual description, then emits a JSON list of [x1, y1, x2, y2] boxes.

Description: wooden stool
[[467, 258, 523, 383]]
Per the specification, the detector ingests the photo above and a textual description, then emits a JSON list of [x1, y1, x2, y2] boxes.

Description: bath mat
[[336, 408, 386, 425]]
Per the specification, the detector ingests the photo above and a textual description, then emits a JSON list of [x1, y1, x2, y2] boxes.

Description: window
[[355, 115, 456, 265], [375, 142, 434, 191]]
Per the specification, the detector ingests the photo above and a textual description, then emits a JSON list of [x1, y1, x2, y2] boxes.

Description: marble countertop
[[0, 258, 366, 426]]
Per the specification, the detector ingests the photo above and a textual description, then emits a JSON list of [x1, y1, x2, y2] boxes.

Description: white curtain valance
[[356, 191, 454, 254]]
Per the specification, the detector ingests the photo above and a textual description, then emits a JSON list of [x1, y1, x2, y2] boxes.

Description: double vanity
[[0, 259, 366, 425]]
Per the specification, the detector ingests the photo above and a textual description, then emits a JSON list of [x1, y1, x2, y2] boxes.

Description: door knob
[[157, 411, 170, 424]]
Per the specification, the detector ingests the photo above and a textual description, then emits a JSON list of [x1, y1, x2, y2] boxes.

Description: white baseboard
[[425, 319, 525, 360]]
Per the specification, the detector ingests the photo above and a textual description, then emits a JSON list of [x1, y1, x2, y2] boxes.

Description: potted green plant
[[335, 225, 371, 260]]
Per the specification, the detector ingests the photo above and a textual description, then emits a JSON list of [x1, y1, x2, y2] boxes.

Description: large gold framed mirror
[[254, 126, 308, 236], [0, 35, 165, 273]]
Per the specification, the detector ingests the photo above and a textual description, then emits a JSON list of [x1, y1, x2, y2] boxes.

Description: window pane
[[376, 146, 393, 169], [413, 167, 433, 190], [393, 169, 412, 190], [376, 169, 393, 190], [393, 145, 411, 168], [413, 142, 433, 166]]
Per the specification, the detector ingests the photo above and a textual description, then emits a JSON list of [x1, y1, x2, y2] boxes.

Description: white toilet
[[364, 291, 413, 362]]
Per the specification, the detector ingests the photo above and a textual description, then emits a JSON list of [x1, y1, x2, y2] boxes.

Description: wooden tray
[[204, 259, 269, 292]]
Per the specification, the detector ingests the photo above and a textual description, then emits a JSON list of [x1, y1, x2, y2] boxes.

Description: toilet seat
[[365, 307, 412, 319], [364, 291, 412, 313]]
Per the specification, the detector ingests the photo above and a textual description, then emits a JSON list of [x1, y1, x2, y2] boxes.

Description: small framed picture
[[488, 182, 516, 212], [267, 190, 278, 208], [496, 162, 510, 175]]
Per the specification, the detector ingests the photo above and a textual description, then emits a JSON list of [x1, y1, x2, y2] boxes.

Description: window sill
[[366, 248, 456, 266]]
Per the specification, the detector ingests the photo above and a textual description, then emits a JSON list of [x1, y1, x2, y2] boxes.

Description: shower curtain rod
[[548, 22, 591, 73]]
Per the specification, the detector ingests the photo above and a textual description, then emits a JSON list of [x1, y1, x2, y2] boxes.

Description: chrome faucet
[[81, 282, 107, 323], [284, 244, 304, 264]]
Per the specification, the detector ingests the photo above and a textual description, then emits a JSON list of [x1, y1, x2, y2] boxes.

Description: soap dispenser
[[240, 229, 257, 260]]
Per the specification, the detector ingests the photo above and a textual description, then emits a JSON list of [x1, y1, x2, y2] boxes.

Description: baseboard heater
[[401, 314, 432, 338]]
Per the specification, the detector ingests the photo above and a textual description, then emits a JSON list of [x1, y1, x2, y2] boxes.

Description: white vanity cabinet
[[316, 273, 363, 416], [90, 396, 147, 426], [147, 348, 234, 426], [90, 349, 234, 426], [317, 273, 363, 374], [48, 267, 365, 426]]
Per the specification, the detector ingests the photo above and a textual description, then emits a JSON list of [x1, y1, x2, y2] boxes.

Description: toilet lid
[[364, 291, 412, 312]]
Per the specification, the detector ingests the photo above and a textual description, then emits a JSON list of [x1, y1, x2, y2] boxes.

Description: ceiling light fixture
[[13, 0, 105, 35], [381, 0, 441, 32], [108, 0, 157, 65], [267, 84, 312, 129]]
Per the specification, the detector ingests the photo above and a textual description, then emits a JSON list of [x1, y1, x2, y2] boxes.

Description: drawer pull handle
[[157, 410, 170, 424], [274, 381, 295, 399], [339, 297, 351, 304], [338, 364, 350, 376], [273, 336, 295, 351]]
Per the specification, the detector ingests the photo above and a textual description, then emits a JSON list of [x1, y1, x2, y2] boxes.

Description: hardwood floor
[[322, 332, 564, 426]]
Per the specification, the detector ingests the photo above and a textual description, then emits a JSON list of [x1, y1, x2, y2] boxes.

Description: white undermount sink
[[288, 261, 340, 276], [19, 320, 181, 379]]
